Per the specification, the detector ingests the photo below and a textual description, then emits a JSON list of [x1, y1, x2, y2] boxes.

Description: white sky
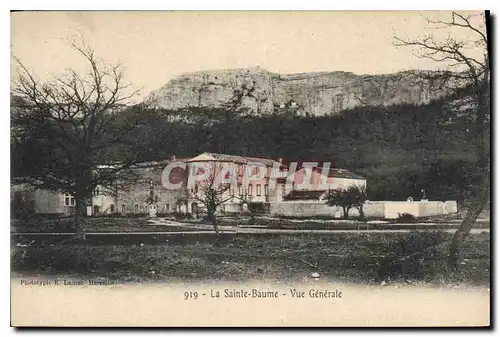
[[11, 11, 486, 101]]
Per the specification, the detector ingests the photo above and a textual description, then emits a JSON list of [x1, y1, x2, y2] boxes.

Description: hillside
[[127, 88, 485, 201], [12, 80, 484, 202], [144, 67, 454, 116]]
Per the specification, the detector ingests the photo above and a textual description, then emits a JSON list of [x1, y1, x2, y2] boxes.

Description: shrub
[[173, 212, 194, 220], [397, 213, 417, 223]]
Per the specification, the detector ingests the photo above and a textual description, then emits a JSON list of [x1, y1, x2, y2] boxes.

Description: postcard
[[10, 10, 490, 327]]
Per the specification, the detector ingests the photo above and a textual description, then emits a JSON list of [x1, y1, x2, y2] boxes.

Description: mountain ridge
[[144, 67, 453, 116]]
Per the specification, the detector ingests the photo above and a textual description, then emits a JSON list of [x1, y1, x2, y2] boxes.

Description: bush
[[172, 212, 194, 220], [396, 213, 417, 223]]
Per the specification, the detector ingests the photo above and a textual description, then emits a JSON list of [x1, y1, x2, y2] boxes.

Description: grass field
[[11, 214, 490, 234], [10, 216, 211, 233], [11, 230, 490, 287]]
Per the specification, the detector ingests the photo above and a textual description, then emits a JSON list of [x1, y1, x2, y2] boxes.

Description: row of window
[[191, 183, 270, 197], [66, 183, 272, 208], [231, 184, 269, 197], [64, 192, 173, 213], [66, 185, 274, 211], [222, 165, 268, 176], [120, 204, 172, 213]]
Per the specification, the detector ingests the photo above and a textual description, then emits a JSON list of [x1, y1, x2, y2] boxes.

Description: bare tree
[[11, 39, 144, 239], [188, 162, 237, 236], [394, 12, 490, 266]]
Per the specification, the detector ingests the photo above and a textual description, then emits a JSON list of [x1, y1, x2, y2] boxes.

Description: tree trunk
[[449, 76, 490, 267], [358, 206, 365, 220], [207, 208, 219, 236], [343, 206, 351, 219], [74, 196, 87, 241], [449, 172, 489, 267], [210, 213, 222, 246], [211, 215, 219, 236]]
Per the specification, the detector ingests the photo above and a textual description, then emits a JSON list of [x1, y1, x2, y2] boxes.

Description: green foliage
[[325, 186, 367, 219], [397, 213, 417, 223], [13, 91, 486, 202]]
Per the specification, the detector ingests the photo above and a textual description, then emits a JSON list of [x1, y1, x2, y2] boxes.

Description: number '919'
[[184, 291, 198, 300]]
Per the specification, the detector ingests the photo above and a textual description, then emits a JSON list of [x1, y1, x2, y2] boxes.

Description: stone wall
[[34, 190, 67, 214], [11, 184, 70, 215], [444, 201, 458, 214]]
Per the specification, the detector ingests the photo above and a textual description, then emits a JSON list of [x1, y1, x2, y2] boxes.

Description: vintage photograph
[[10, 11, 490, 327]]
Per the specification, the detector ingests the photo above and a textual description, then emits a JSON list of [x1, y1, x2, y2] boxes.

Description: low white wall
[[270, 201, 340, 217], [383, 202, 421, 219], [444, 201, 458, 214], [269, 200, 457, 219], [418, 202, 445, 218], [221, 203, 241, 214], [363, 202, 386, 218]]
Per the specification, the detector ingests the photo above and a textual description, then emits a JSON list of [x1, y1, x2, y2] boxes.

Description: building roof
[[283, 190, 327, 201], [187, 152, 281, 166], [312, 167, 365, 180]]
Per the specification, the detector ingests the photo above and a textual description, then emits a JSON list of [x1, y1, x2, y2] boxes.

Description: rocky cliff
[[144, 67, 452, 116]]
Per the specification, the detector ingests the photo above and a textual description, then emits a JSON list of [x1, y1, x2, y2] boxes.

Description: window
[[64, 193, 76, 207], [134, 204, 139, 213], [256, 184, 261, 196], [165, 204, 170, 212], [238, 185, 242, 196], [92, 187, 100, 196], [248, 185, 253, 196], [230, 187, 235, 196], [110, 204, 115, 213], [281, 184, 286, 196], [121, 205, 126, 213], [264, 184, 269, 196]]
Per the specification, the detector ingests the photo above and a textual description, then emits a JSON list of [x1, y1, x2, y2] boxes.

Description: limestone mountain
[[144, 67, 455, 116]]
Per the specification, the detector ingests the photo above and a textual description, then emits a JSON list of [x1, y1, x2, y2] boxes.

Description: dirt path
[[11, 228, 490, 236]]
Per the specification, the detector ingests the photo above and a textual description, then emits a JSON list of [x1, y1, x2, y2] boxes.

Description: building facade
[[182, 152, 288, 214], [11, 152, 369, 217]]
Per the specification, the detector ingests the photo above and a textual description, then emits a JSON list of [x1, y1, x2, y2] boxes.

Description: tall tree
[[12, 39, 145, 239], [394, 11, 490, 265], [187, 162, 236, 237]]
